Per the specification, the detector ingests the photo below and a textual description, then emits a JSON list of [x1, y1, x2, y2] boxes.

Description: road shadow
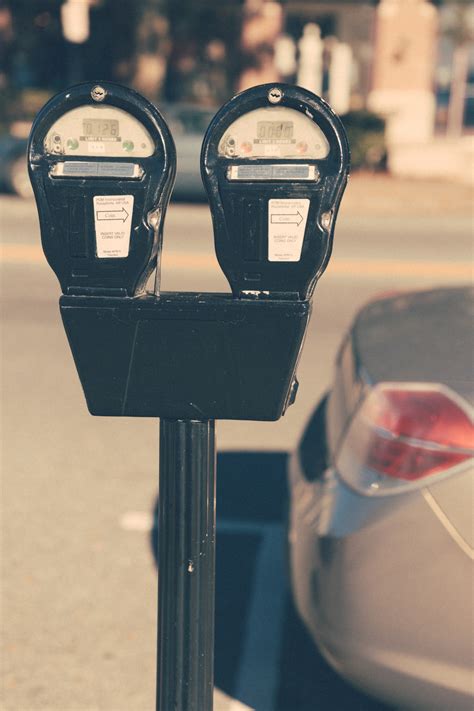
[[151, 451, 392, 711]]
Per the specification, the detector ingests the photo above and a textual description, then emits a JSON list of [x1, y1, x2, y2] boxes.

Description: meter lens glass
[[45, 106, 155, 157], [218, 107, 329, 159]]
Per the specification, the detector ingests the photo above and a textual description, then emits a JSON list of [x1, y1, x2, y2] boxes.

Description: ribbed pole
[[156, 419, 216, 711]]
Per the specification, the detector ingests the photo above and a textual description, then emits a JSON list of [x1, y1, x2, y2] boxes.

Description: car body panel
[[289, 455, 474, 710], [173, 134, 207, 200], [351, 287, 474, 403]]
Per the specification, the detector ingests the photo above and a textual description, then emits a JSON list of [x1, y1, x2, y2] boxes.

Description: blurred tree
[[5, 0, 65, 89], [161, 0, 244, 104], [133, 9, 171, 99], [1, 0, 247, 118], [238, 0, 282, 91], [0, 0, 66, 128], [6, 0, 146, 88], [0, 0, 14, 90], [0, 0, 150, 127]]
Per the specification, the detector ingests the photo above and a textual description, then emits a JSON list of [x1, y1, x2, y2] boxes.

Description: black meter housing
[[28, 81, 176, 296], [201, 83, 350, 300]]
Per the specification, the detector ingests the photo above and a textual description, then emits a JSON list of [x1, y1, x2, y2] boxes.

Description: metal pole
[[157, 419, 216, 711]]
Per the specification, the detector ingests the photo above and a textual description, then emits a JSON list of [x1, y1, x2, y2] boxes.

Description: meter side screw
[[268, 87, 283, 104], [91, 85, 107, 102], [321, 211, 333, 229]]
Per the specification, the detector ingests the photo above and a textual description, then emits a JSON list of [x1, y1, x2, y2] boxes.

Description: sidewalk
[[341, 172, 473, 217]]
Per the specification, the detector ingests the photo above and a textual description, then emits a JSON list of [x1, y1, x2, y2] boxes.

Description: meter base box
[[60, 293, 311, 421]]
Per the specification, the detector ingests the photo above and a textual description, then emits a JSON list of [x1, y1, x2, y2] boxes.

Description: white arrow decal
[[96, 206, 130, 222], [270, 211, 303, 226]]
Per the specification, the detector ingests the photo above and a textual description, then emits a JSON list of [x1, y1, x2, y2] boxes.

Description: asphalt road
[[1, 191, 472, 711]]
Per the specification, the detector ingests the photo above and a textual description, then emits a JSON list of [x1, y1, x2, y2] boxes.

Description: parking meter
[[201, 83, 350, 299], [30, 82, 350, 711], [28, 81, 176, 296]]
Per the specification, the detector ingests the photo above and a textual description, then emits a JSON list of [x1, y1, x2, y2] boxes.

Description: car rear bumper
[[315, 627, 473, 711], [288, 452, 474, 710]]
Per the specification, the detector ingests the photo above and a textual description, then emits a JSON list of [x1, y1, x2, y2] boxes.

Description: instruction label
[[268, 198, 309, 262], [94, 195, 134, 258]]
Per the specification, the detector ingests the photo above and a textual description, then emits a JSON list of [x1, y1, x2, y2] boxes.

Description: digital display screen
[[256, 121, 293, 140], [218, 107, 330, 158], [83, 119, 119, 139]]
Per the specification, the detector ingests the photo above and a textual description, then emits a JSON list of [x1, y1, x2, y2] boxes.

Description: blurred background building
[[0, 0, 472, 182]]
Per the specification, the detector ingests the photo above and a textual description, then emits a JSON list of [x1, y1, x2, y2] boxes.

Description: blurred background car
[[288, 286, 474, 711], [0, 132, 32, 198], [162, 104, 216, 201]]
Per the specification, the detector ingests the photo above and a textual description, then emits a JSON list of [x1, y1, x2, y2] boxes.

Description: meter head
[[28, 81, 176, 296], [201, 84, 350, 300]]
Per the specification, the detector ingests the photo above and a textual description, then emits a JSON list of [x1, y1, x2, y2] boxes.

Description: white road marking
[[120, 510, 153, 532], [225, 697, 254, 711]]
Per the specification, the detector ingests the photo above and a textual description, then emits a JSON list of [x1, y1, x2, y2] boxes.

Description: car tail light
[[337, 383, 474, 496]]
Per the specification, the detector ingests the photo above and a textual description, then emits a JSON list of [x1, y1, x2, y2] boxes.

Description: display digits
[[257, 121, 293, 140], [83, 119, 119, 139]]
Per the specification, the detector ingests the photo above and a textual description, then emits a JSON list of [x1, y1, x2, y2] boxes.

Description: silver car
[[288, 286, 473, 710]]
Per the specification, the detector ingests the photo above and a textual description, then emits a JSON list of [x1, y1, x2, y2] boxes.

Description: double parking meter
[[29, 82, 349, 421], [28, 81, 176, 296]]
